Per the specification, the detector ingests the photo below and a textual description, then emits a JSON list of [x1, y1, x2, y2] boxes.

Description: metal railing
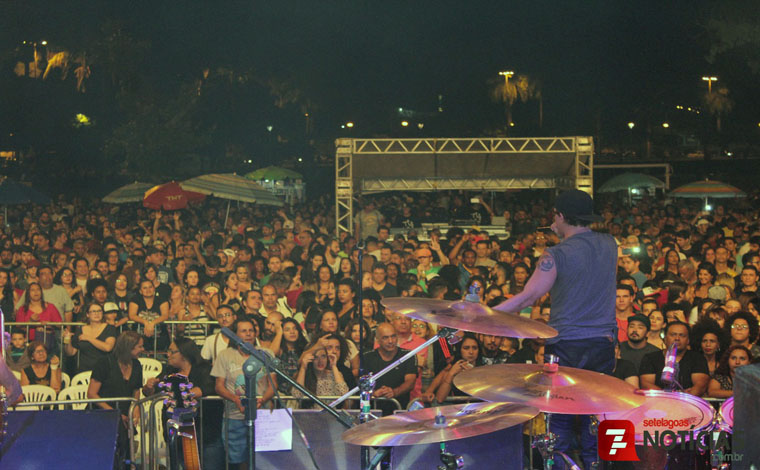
[[4, 319, 221, 360]]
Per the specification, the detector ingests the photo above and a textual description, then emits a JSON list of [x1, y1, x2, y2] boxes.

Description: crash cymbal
[[453, 363, 646, 414], [381, 297, 558, 338], [341, 402, 539, 446]]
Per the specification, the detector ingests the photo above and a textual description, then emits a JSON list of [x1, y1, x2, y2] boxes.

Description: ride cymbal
[[453, 363, 646, 414]]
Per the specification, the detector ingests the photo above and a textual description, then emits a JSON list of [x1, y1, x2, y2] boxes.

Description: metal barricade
[[132, 395, 403, 470]]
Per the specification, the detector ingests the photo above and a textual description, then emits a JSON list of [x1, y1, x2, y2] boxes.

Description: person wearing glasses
[[201, 304, 239, 363], [64, 302, 117, 374], [726, 311, 760, 358], [143, 337, 223, 469]]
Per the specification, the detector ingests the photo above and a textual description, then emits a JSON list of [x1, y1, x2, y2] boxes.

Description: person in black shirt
[[143, 337, 224, 470], [619, 314, 660, 373], [362, 323, 416, 415], [89, 331, 145, 468], [639, 321, 710, 396]]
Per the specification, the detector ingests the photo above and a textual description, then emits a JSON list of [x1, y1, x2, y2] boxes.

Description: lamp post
[[498, 70, 514, 132], [702, 76, 717, 94]]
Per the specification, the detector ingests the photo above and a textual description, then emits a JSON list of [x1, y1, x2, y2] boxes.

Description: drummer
[[494, 189, 617, 470], [639, 321, 710, 396]]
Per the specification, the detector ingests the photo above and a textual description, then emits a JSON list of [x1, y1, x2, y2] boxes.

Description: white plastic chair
[[133, 399, 167, 467], [138, 357, 162, 385], [61, 372, 70, 390], [20, 385, 56, 410], [57, 384, 89, 410], [72, 370, 92, 387]]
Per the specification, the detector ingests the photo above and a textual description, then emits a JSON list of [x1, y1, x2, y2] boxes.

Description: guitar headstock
[[158, 373, 198, 423]]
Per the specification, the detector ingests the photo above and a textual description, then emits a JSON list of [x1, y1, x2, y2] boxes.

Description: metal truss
[[335, 136, 594, 235], [350, 137, 577, 154], [362, 177, 558, 192]]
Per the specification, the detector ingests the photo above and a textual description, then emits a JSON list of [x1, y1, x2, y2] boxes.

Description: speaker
[[1, 410, 120, 469], [734, 363, 760, 469]]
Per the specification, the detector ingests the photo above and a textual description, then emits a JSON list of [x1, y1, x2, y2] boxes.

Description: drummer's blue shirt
[[545, 230, 617, 344]]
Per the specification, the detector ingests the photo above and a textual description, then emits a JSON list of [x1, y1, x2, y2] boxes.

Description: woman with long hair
[[0, 268, 17, 323], [142, 336, 223, 469], [334, 278, 357, 330], [20, 341, 62, 393], [170, 258, 187, 289], [315, 265, 335, 306], [338, 257, 356, 281], [508, 263, 530, 296], [15, 282, 62, 343], [234, 263, 253, 292], [108, 273, 131, 328], [293, 342, 349, 409], [64, 302, 118, 374], [708, 345, 751, 398], [278, 318, 309, 395], [88, 331, 145, 467], [144, 264, 171, 304], [646, 309, 667, 350], [426, 334, 482, 404], [211, 271, 242, 314], [344, 317, 374, 354]]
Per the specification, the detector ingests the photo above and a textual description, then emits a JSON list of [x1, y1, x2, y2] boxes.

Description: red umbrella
[[143, 182, 205, 210]]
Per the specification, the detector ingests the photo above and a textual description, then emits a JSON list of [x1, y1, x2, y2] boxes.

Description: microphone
[[661, 342, 678, 387]]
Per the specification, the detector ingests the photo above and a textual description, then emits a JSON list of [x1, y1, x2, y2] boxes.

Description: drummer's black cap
[[554, 190, 602, 223]]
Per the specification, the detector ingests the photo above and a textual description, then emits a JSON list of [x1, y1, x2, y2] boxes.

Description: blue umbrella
[[0, 177, 50, 205], [0, 177, 50, 229]]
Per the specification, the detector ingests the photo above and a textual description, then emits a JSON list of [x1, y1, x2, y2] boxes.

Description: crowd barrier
[[5, 319, 221, 360]]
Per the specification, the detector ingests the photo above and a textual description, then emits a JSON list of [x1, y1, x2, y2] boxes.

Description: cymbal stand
[[530, 355, 581, 470], [434, 414, 464, 470]]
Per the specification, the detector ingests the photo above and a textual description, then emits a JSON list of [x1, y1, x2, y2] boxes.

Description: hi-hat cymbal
[[341, 402, 539, 446], [453, 363, 646, 414], [382, 297, 558, 338]]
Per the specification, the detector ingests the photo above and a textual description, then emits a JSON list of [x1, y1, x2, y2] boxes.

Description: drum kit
[[340, 298, 739, 470]]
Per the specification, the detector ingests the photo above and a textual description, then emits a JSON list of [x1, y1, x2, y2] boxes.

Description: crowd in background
[[2, 188, 760, 467]]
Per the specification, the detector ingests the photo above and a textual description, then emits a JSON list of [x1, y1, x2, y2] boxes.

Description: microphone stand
[[354, 239, 370, 469], [243, 356, 261, 470]]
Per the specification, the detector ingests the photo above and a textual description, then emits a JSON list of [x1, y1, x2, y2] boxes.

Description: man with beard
[[259, 311, 283, 352], [478, 334, 510, 365], [619, 314, 659, 373]]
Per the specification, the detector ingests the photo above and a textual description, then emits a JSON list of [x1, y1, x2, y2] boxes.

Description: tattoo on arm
[[539, 255, 555, 272]]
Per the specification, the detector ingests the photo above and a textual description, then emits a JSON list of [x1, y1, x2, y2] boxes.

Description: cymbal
[[453, 363, 646, 414], [342, 402, 539, 446], [381, 297, 558, 338]]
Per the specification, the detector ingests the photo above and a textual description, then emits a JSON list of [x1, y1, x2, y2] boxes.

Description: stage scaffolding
[[335, 136, 594, 235]]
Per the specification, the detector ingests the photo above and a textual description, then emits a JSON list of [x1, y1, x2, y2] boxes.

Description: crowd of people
[[1, 188, 759, 468]]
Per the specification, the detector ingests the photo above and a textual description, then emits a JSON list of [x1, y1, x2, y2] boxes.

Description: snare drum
[[599, 390, 715, 445], [716, 397, 734, 434], [599, 391, 714, 470]]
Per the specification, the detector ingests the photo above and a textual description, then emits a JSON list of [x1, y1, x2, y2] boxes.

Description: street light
[[662, 122, 670, 128], [627, 122, 635, 129], [499, 71, 515, 131], [401, 120, 409, 127], [702, 76, 718, 94], [345, 122, 354, 128]]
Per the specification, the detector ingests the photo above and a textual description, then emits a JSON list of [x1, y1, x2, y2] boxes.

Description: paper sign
[[255, 408, 293, 452]]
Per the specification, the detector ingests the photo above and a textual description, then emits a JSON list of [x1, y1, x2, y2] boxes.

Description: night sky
[[1, 1, 755, 164]]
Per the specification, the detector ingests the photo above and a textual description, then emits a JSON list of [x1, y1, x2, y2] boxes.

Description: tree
[[488, 74, 543, 133], [702, 86, 733, 132]]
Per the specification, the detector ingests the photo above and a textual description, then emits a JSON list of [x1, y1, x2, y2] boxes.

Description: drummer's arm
[[685, 373, 709, 397], [639, 374, 660, 390], [707, 378, 733, 399], [493, 253, 556, 313]]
